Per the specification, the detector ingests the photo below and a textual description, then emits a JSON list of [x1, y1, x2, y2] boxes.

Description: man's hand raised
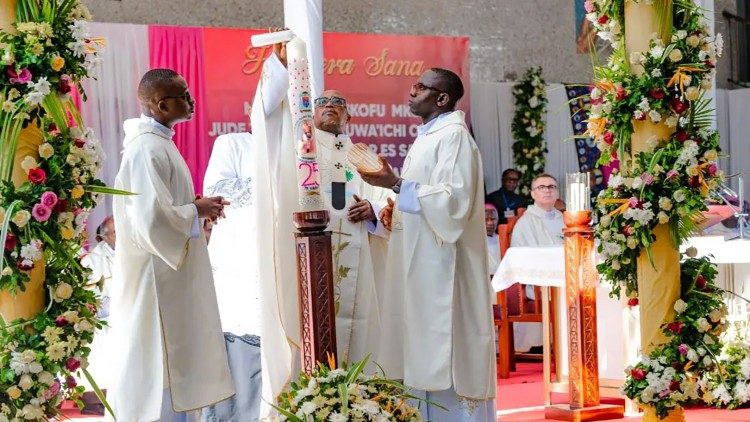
[[194, 196, 230, 221]]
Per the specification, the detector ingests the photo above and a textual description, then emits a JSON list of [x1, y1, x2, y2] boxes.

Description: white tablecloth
[[491, 246, 565, 292]]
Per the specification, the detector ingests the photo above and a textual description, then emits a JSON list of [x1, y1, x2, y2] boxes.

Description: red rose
[[675, 131, 689, 142], [53, 199, 69, 213], [631, 368, 646, 380], [74, 138, 86, 148], [669, 380, 681, 391], [65, 376, 77, 389], [4, 232, 17, 251], [615, 86, 627, 101], [667, 321, 684, 334], [689, 175, 701, 188], [671, 98, 689, 114], [17, 259, 34, 271], [27, 168, 47, 185], [598, 15, 609, 25], [627, 297, 639, 307], [65, 357, 81, 371], [695, 275, 707, 289], [650, 88, 665, 100], [58, 79, 72, 95], [622, 225, 634, 236], [603, 131, 614, 145], [55, 315, 69, 327]]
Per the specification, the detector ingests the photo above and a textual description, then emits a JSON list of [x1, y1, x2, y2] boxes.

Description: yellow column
[[0, 0, 47, 323], [625, 2, 684, 421]]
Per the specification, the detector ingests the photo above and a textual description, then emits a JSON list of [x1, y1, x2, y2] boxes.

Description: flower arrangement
[[511, 67, 547, 197], [274, 355, 425, 422], [0, 1, 117, 420], [585, 0, 723, 299], [621, 256, 728, 418], [703, 339, 750, 409]]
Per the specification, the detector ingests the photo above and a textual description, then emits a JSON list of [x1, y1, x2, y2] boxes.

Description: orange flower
[[71, 185, 85, 199], [586, 116, 608, 140], [50, 55, 65, 72]]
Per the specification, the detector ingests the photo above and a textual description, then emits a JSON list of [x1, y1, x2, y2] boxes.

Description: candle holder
[[546, 173, 624, 421]]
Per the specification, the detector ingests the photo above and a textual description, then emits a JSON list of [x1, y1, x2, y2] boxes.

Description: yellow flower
[[704, 150, 718, 161], [55, 283, 73, 301], [0, 206, 4, 222], [20, 156, 38, 173], [71, 185, 84, 199], [669, 49, 683, 62], [38, 143, 54, 159], [5, 386, 21, 400], [45, 342, 67, 361], [12, 210, 31, 228], [8, 88, 20, 100], [687, 35, 700, 48], [685, 86, 700, 101], [50, 55, 65, 72], [2, 100, 14, 113], [60, 224, 75, 240], [30, 43, 44, 56]]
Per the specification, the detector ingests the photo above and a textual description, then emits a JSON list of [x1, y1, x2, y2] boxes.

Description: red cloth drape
[[148, 25, 209, 193]]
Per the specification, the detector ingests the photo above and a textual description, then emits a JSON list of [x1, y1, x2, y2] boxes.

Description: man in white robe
[[509, 173, 564, 353], [249, 44, 388, 416], [109, 69, 234, 422], [203, 132, 259, 336], [360, 68, 496, 421]]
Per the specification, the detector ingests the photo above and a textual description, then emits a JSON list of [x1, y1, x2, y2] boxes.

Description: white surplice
[[250, 52, 388, 417], [377, 110, 496, 408], [509, 204, 564, 352], [203, 132, 260, 336], [109, 118, 234, 422]]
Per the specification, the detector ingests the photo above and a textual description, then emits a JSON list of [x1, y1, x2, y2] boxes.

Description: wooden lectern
[[293, 210, 338, 374], [545, 211, 624, 421]]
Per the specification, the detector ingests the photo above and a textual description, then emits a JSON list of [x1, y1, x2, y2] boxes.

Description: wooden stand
[[545, 211, 624, 421], [293, 210, 337, 374]]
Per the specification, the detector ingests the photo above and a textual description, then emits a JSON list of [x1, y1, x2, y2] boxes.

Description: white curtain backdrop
[[471, 82, 579, 198], [80, 23, 150, 243], [725, 88, 750, 201]]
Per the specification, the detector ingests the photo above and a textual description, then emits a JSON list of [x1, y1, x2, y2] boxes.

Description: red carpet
[[498, 362, 750, 421]]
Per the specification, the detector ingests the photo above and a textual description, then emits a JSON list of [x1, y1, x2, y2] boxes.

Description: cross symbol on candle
[[335, 141, 344, 150], [334, 163, 343, 169]]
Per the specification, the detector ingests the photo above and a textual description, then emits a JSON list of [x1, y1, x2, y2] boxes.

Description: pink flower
[[628, 197, 642, 208], [58, 74, 72, 95], [621, 225, 634, 236], [32, 203, 52, 222], [55, 315, 68, 327], [65, 375, 77, 389], [641, 172, 655, 185], [615, 86, 627, 101], [65, 357, 81, 372], [17, 259, 34, 271], [678, 344, 689, 356], [43, 381, 61, 401], [666, 170, 679, 181], [707, 163, 718, 177], [5, 232, 17, 251], [603, 131, 614, 145], [7, 67, 32, 84], [659, 389, 672, 398], [627, 297, 639, 307], [584, 0, 594, 13], [41, 191, 58, 208]]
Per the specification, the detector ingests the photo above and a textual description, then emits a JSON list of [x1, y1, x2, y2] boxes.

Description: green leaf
[[83, 185, 138, 196]]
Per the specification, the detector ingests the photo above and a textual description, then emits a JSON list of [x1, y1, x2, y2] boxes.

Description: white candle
[[286, 36, 324, 211]]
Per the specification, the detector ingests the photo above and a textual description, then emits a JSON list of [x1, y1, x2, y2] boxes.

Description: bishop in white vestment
[[109, 70, 234, 422], [249, 49, 387, 416], [509, 174, 564, 353], [360, 69, 496, 421]]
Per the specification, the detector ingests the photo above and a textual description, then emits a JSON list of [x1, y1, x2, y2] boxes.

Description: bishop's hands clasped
[[194, 195, 230, 222], [348, 195, 376, 224]]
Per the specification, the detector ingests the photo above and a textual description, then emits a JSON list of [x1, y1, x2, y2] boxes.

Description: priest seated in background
[[486, 203, 501, 277], [486, 168, 526, 224], [509, 173, 564, 354]]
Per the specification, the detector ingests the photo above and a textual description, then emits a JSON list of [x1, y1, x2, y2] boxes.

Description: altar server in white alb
[[109, 69, 234, 422], [360, 68, 496, 421], [249, 39, 388, 416]]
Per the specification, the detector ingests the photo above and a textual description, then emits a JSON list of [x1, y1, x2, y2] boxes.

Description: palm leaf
[[83, 185, 137, 195], [82, 368, 116, 419]]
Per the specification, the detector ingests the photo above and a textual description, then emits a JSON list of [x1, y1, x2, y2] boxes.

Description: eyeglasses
[[160, 90, 192, 103], [314, 96, 347, 107], [533, 184, 558, 192], [411, 82, 444, 94]]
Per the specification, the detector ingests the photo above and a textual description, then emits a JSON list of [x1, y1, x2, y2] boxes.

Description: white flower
[[611, 260, 621, 270], [709, 308, 722, 323], [300, 401, 317, 415], [687, 349, 700, 363], [329, 413, 348, 422], [651, 68, 662, 78], [658, 211, 669, 224], [633, 110, 645, 120], [673, 190, 687, 203], [648, 110, 661, 123], [658, 197, 673, 211], [20, 156, 38, 172], [630, 52, 645, 65], [715, 33, 724, 56], [74, 320, 94, 332], [673, 299, 687, 314], [27, 362, 42, 374], [685, 86, 700, 101], [638, 97, 651, 112], [739, 357, 750, 379], [37, 372, 54, 386], [697, 317, 711, 333], [631, 176, 643, 189], [675, 30, 688, 40], [703, 355, 713, 366], [24, 77, 51, 107], [600, 215, 611, 227], [665, 115, 678, 128], [19, 242, 42, 262], [704, 334, 715, 345], [18, 374, 33, 391], [650, 45, 665, 58], [734, 382, 750, 403], [529, 96, 539, 108]]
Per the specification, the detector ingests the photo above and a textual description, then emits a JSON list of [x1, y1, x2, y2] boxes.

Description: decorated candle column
[[286, 37, 324, 212]]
